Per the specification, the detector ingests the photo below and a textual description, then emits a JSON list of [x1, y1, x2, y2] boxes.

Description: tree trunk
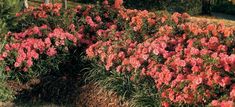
[[45, 0, 50, 4], [63, 0, 67, 9], [24, 0, 29, 8], [202, 0, 211, 15]]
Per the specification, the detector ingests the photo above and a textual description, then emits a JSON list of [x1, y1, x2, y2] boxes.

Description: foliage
[[85, 1, 235, 106], [1, 0, 235, 106], [0, 20, 8, 34], [12, 3, 76, 32], [165, 0, 202, 15], [73, 0, 203, 15], [212, 1, 235, 15], [0, 0, 21, 32], [0, 80, 14, 102]]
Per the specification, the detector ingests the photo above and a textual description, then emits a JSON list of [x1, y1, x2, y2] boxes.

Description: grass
[[85, 61, 161, 107]]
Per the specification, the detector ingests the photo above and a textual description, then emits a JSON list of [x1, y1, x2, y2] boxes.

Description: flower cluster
[[1, 2, 120, 73], [86, 4, 235, 106], [2, 1, 235, 106], [16, 3, 62, 18], [0, 24, 84, 72]]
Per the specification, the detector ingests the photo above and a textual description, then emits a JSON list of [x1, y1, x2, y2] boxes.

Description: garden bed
[[0, 0, 235, 106]]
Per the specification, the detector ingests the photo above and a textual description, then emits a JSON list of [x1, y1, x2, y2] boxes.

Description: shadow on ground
[[13, 72, 81, 106], [7, 47, 89, 106], [212, 12, 235, 21], [12, 56, 85, 106], [7, 48, 127, 107]]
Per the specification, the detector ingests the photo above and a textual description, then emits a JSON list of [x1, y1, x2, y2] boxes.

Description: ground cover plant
[[0, 0, 235, 106]]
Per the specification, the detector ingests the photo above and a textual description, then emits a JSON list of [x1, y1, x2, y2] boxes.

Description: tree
[[202, 0, 211, 15]]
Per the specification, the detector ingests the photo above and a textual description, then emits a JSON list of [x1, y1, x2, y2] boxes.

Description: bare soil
[[3, 78, 128, 107], [76, 83, 129, 107], [191, 16, 235, 27]]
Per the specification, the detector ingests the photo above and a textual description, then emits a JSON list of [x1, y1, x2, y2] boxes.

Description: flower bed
[[85, 0, 235, 106], [0, 0, 235, 106]]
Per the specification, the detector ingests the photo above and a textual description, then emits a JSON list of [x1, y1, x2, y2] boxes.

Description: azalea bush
[[13, 3, 75, 32], [0, 3, 92, 81], [85, 0, 235, 106], [1, 0, 235, 106]]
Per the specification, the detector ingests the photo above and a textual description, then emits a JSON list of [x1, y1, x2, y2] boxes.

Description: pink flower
[[211, 100, 220, 107], [69, 24, 75, 31], [191, 66, 199, 73], [116, 66, 122, 72], [193, 76, 203, 85], [86, 16, 97, 28], [161, 101, 169, 107], [14, 62, 21, 67], [129, 57, 141, 69], [26, 59, 33, 67], [5, 66, 10, 72], [118, 51, 125, 60], [46, 47, 57, 57], [95, 16, 102, 22], [209, 37, 219, 44], [114, 0, 123, 9], [103, 0, 109, 5], [219, 77, 231, 87], [2, 52, 8, 58], [207, 24, 216, 31], [176, 59, 186, 67], [230, 88, 235, 99], [221, 101, 234, 107], [153, 49, 159, 55], [172, 12, 181, 24]]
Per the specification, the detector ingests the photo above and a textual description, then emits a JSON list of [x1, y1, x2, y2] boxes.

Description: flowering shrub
[[1, 0, 235, 106], [86, 1, 235, 106], [13, 3, 75, 32], [0, 25, 83, 80]]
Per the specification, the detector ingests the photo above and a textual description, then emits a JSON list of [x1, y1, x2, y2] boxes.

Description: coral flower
[[46, 47, 57, 57], [114, 0, 123, 9]]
